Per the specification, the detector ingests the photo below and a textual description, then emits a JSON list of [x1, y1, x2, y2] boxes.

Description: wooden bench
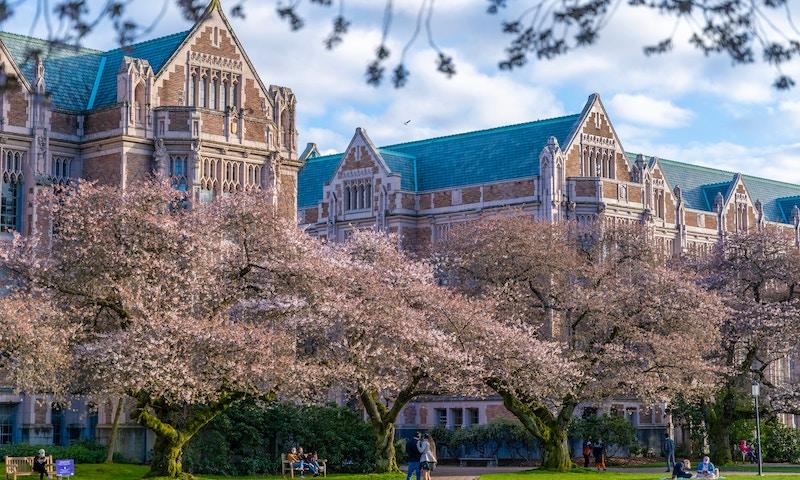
[[280, 453, 327, 478], [458, 456, 498, 467], [4, 456, 55, 480]]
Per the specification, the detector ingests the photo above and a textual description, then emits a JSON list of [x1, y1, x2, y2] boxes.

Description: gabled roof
[[297, 114, 582, 208], [632, 154, 800, 224], [0, 30, 189, 112]]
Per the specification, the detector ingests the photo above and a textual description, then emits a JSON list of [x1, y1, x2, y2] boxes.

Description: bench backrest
[[5, 456, 54, 473]]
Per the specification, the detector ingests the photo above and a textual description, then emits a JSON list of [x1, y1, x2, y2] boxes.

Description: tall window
[[222, 81, 229, 111], [52, 156, 72, 185], [210, 79, 218, 110], [188, 73, 196, 106], [343, 180, 372, 212], [199, 76, 207, 108], [134, 82, 146, 125], [232, 82, 239, 109], [0, 404, 16, 444], [1, 151, 23, 233], [169, 156, 188, 192]]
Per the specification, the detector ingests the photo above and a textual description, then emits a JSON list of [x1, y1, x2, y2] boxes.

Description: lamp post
[[752, 380, 763, 477]]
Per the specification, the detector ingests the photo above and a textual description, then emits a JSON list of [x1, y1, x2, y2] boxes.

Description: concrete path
[[401, 465, 530, 480]]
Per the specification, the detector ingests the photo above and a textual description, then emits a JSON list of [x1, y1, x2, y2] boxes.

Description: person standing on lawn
[[663, 432, 676, 472], [582, 437, 593, 468], [406, 432, 422, 480], [593, 439, 606, 472]]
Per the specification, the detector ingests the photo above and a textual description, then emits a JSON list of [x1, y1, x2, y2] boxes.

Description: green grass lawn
[[482, 468, 800, 480], [60, 465, 406, 480]]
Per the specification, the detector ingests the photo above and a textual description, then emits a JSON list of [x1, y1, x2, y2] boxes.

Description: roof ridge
[[381, 113, 581, 150], [304, 153, 343, 163], [655, 155, 800, 189], [378, 148, 416, 158], [0, 30, 103, 53], [101, 30, 191, 55]]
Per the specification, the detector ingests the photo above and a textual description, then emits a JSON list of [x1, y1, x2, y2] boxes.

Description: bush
[[0, 441, 125, 463], [569, 414, 638, 457], [184, 400, 376, 476], [429, 420, 537, 460], [729, 419, 800, 463]]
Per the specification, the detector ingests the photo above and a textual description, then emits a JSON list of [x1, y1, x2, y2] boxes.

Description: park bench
[[458, 456, 498, 467], [4, 456, 55, 480], [280, 454, 327, 478]]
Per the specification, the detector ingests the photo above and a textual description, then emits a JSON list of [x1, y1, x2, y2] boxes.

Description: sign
[[55, 459, 74, 477]]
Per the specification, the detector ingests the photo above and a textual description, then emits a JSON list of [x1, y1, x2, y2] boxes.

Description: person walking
[[418, 433, 437, 480], [593, 439, 606, 472], [582, 437, 593, 468], [406, 432, 422, 480], [663, 432, 676, 472]]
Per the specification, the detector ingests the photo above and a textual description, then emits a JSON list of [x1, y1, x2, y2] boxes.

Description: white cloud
[[609, 94, 694, 129]]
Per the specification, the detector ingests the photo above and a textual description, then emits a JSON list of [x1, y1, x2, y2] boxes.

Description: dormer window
[[344, 179, 372, 212]]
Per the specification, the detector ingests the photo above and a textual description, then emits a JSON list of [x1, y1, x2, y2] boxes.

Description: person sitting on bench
[[33, 449, 48, 480]]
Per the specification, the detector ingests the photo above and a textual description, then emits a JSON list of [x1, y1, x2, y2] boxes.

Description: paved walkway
[[401, 465, 530, 480]]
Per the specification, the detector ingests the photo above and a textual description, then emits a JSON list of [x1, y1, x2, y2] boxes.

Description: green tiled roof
[[638, 156, 800, 224], [297, 114, 582, 208], [0, 30, 189, 112]]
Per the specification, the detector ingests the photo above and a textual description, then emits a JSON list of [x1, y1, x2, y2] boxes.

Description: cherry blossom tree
[[685, 227, 800, 464], [296, 230, 490, 472], [437, 216, 725, 471], [0, 181, 327, 479]]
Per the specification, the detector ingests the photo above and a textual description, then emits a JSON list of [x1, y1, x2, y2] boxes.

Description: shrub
[[429, 420, 537, 460], [0, 441, 125, 464], [184, 400, 376, 476], [569, 414, 638, 457]]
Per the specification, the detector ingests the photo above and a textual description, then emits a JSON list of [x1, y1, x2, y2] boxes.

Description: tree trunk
[[147, 432, 190, 479], [540, 427, 572, 472], [707, 416, 733, 466], [105, 397, 124, 464], [373, 422, 399, 473]]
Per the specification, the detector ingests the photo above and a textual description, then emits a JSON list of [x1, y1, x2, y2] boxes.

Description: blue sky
[[5, 0, 800, 183]]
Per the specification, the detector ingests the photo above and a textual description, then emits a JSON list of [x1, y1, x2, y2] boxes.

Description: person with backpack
[[405, 432, 422, 480], [582, 437, 593, 468]]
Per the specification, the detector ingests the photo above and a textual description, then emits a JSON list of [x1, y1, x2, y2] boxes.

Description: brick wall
[[574, 179, 597, 197], [485, 404, 514, 422], [628, 185, 642, 203], [51, 112, 79, 135], [169, 111, 191, 132], [665, 195, 676, 223], [686, 212, 699, 227], [402, 226, 432, 256], [615, 152, 631, 182], [602, 180, 617, 199], [85, 108, 121, 135], [584, 112, 613, 138], [707, 214, 718, 231], [484, 179, 533, 202], [192, 27, 241, 61], [401, 193, 416, 210], [158, 65, 185, 107], [303, 207, 317, 224], [126, 153, 152, 184], [278, 173, 297, 218], [341, 146, 374, 171], [462, 186, 481, 204], [203, 112, 225, 136], [244, 119, 265, 143], [403, 405, 417, 425], [419, 193, 432, 209], [8, 86, 27, 127], [83, 153, 122, 185], [244, 78, 264, 115], [566, 145, 581, 177], [433, 191, 451, 208]]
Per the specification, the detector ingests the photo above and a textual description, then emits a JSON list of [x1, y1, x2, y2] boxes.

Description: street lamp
[[752, 380, 763, 477]]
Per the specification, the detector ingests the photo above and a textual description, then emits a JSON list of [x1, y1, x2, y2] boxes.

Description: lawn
[[56, 465, 406, 480], [482, 468, 800, 480]]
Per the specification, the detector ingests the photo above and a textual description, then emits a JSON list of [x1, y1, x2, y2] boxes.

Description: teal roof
[[637, 155, 800, 224], [297, 114, 582, 208], [0, 30, 189, 112]]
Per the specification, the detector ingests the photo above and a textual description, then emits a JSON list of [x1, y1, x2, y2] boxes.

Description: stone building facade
[[0, 0, 300, 460], [297, 94, 800, 453]]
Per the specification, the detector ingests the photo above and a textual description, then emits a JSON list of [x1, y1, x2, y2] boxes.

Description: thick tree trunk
[[540, 426, 572, 471], [148, 433, 190, 479], [373, 422, 399, 473], [105, 397, 124, 464]]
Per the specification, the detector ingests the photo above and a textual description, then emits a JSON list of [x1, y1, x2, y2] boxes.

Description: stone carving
[[154, 138, 168, 171], [189, 51, 243, 71]]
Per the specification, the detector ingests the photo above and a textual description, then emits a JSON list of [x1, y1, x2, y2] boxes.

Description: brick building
[[0, 0, 300, 460], [297, 94, 800, 454]]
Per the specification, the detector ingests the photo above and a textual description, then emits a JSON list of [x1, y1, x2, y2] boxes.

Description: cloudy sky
[[6, 0, 800, 182]]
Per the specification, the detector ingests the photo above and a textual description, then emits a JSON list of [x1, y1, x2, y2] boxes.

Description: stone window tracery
[[51, 156, 73, 185], [222, 160, 242, 195], [169, 155, 189, 192], [244, 164, 262, 191], [199, 157, 219, 203], [343, 178, 372, 212], [1, 150, 24, 232]]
